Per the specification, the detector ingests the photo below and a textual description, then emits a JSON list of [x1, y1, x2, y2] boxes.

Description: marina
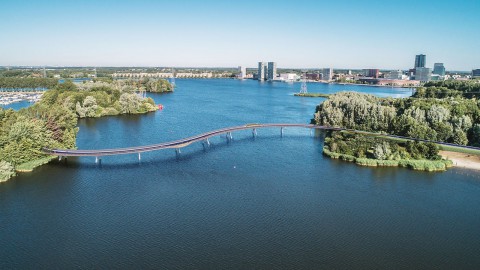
[[0, 92, 43, 106]]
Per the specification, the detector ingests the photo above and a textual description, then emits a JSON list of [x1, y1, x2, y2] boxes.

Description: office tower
[[415, 54, 426, 68], [415, 67, 431, 82], [321, 68, 333, 81], [267, 62, 277, 81], [258, 62, 266, 81], [363, 69, 379, 78], [433, 63, 446, 76]]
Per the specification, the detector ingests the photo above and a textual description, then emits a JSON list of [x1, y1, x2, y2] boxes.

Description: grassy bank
[[294, 93, 330, 98], [323, 147, 453, 172], [15, 156, 57, 172], [438, 145, 480, 155]]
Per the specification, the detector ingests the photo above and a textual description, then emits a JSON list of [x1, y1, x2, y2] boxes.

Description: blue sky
[[1, 0, 479, 70]]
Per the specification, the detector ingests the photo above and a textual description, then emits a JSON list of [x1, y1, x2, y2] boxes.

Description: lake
[[1, 79, 479, 269]]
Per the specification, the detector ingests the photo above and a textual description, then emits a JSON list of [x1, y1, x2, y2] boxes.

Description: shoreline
[[323, 148, 452, 172], [440, 151, 480, 171], [329, 82, 417, 89]]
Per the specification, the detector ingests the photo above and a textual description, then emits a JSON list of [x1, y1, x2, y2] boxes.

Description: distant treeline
[[0, 78, 58, 89], [416, 81, 480, 98]]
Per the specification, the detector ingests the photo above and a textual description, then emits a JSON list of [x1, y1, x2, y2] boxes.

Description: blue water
[[58, 78, 93, 83], [0, 100, 32, 110], [1, 79, 479, 269]]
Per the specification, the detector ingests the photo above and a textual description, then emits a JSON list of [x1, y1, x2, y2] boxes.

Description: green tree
[[373, 141, 392, 160], [0, 161, 15, 182], [119, 93, 141, 114]]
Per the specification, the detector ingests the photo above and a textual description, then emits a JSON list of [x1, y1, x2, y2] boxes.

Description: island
[[0, 78, 173, 182], [312, 81, 480, 171]]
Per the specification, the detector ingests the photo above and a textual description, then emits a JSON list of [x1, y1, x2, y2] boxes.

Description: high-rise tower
[[258, 62, 266, 81], [267, 62, 277, 81], [415, 54, 426, 68]]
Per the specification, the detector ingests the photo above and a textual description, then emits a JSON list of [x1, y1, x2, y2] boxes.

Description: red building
[[306, 73, 320, 81]]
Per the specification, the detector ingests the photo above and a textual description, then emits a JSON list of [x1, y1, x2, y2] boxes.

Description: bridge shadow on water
[[49, 133, 325, 172]]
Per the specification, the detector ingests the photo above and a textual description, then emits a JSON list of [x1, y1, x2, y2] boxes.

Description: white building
[[386, 70, 405, 80], [237, 66, 247, 79], [278, 73, 299, 82]]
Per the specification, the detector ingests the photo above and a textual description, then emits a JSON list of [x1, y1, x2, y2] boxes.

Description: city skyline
[[1, 0, 479, 70]]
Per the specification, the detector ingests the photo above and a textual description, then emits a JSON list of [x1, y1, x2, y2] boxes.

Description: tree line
[[312, 83, 480, 169], [0, 77, 59, 90], [313, 91, 480, 146]]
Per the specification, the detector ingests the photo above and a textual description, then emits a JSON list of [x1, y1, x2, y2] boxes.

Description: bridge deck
[[43, 123, 480, 157]]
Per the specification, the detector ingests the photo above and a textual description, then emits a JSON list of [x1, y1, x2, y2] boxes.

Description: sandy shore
[[440, 151, 480, 171]]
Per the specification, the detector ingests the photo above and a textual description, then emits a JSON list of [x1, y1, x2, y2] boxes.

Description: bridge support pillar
[[280, 127, 284, 137], [95, 156, 101, 164], [202, 138, 210, 149], [175, 148, 181, 157], [252, 128, 257, 137], [58, 156, 62, 161], [226, 132, 233, 141], [138, 153, 141, 161]]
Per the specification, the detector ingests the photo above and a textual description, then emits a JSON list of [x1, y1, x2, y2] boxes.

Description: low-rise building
[[385, 70, 405, 80], [278, 73, 298, 82], [376, 79, 421, 87], [472, 69, 480, 78], [306, 73, 320, 81]]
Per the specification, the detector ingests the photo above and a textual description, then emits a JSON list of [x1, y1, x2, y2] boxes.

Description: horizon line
[[0, 65, 474, 73]]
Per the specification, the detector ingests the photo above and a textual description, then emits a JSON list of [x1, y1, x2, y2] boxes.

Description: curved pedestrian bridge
[[44, 124, 332, 158], [43, 123, 479, 161]]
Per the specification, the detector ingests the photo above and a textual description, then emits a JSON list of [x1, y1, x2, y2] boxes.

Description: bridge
[[43, 123, 480, 163]]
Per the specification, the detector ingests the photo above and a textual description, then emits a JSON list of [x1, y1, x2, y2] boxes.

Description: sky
[[0, 0, 479, 70]]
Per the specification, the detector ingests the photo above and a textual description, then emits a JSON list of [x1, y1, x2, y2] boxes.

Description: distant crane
[[299, 70, 307, 94]]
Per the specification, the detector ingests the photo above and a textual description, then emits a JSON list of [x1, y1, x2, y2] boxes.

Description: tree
[[470, 124, 480, 147], [0, 161, 15, 182], [119, 93, 141, 114], [373, 141, 392, 160], [406, 123, 437, 141], [82, 96, 99, 118], [76, 102, 86, 118], [452, 129, 468, 145], [426, 104, 450, 125], [433, 122, 453, 142], [56, 80, 77, 92]]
